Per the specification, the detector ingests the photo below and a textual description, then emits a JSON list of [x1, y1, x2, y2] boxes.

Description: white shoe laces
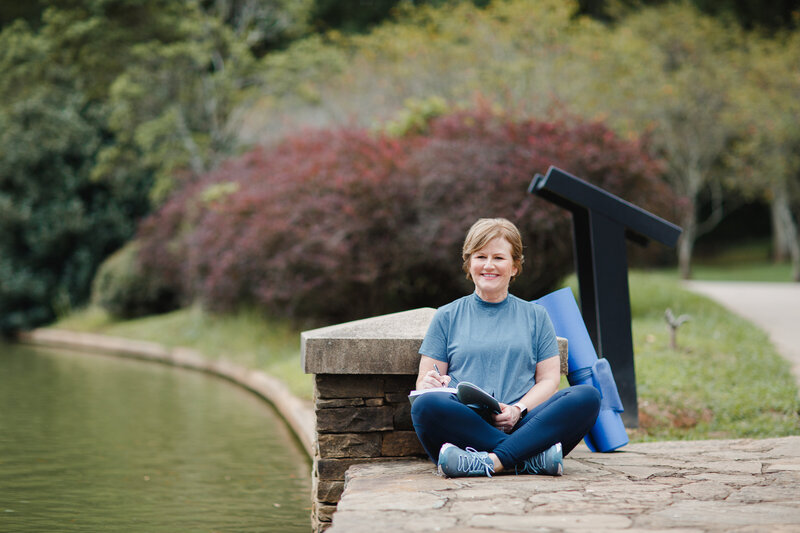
[[458, 447, 495, 477], [515, 451, 546, 475]]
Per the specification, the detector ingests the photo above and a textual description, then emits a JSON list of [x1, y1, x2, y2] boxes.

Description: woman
[[411, 218, 601, 477]]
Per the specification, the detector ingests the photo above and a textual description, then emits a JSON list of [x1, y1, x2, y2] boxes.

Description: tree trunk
[[678, 206, 697, 280], [785, 210, 800, 282], [771, 193, 790, 263], [771, 184, 800, 281]]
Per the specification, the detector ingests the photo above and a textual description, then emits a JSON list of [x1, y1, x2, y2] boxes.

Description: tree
[[36, 0, 258, 203], [728, 32, 800, 280], [0, 77, 141, 332], [201, 0, 314, 54], [253, 0, 607, 140], [0, 0, 257, 331], [98, 16, 257, 202], [577, 4, 746, 278]]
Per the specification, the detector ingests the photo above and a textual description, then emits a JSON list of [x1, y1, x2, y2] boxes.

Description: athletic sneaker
[[437, 443, 495, 478], [514, 442, 563, 476]]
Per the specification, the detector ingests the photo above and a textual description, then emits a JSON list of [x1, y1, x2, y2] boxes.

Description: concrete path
[[684, 281, 800, 390], [329, 437, 800, 532]]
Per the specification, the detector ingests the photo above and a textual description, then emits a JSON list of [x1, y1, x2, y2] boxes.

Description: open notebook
[[408, 381, 501, 415]]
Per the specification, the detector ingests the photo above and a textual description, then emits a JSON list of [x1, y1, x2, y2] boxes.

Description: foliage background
[[3, 0, 798, 443], [2, 0, 800, 332]]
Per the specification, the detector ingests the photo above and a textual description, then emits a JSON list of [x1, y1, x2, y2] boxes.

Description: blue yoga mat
[[535, 287, 629, 452]]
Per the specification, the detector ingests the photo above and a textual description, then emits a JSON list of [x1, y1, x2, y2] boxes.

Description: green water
[[0, 343, 311, 532]]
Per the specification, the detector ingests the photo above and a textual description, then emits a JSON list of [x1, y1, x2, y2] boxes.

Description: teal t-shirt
[[419, 292, 559, 405]]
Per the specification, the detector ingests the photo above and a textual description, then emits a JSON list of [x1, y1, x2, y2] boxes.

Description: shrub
[[137, 105, 672, 324], [91, 241, 180, 319]]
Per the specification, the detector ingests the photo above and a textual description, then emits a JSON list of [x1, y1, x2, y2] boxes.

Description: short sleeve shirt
[[419, 292, 559, 405]]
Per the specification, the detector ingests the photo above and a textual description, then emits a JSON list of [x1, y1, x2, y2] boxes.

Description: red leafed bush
[[137, 106, 672, 323]]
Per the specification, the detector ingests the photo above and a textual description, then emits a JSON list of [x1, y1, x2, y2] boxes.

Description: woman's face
[[469, 236, 518, 303]]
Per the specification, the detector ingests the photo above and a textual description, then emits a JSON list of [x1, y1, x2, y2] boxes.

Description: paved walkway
[[684, 281, 800, 390], [330, 437, 800, 532]]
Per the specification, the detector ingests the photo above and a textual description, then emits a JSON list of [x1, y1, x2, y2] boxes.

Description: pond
[[0, 342, 311, 532]]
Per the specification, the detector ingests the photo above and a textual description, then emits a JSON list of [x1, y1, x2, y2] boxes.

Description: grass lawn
[[624, 271, 799, 440], [55, 269, 800, 441], [691, 239, 794, 282]]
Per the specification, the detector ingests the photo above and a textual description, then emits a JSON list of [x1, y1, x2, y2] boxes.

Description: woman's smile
[[469, 237, 518, 302]]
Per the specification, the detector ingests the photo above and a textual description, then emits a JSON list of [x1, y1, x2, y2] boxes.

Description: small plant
[[664, 308, 691, 350]]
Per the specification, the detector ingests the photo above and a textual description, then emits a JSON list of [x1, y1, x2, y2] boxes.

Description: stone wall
[[301, 307, 568, 532]]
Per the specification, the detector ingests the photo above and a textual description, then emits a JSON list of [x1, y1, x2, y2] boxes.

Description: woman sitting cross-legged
[[411, 217, 601, 477]]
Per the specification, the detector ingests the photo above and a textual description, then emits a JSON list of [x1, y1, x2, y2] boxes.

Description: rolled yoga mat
[[535, 287, 629, 452]]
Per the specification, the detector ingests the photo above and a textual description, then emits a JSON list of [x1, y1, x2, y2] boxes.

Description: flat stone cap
[[302, 308, 437, 375], [302, 307, 568, 375]]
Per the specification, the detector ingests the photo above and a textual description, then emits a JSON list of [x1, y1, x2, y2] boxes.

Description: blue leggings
[[411, 384, 601, 468]]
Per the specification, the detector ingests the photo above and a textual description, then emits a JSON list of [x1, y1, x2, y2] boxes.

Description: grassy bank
[[691, 239, 794, 282], [55, 270, 799, 440], [55, 305, 313, 400]]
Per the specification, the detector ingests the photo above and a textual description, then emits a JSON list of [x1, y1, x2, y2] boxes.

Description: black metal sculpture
[[530, 166, 682, 427]]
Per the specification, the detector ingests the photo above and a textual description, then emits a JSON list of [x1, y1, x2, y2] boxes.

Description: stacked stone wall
[[311, 374, 424, 527]]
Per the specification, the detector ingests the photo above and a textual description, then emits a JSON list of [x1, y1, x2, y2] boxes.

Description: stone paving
[[329, 436, 800, 532]]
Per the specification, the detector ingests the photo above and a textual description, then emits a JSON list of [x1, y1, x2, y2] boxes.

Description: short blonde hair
[[461, 218, 524, 282]]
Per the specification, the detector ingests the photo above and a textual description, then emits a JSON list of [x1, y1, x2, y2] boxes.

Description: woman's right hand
[[416, 356, 451, 390], [418, 370, 451, 390]]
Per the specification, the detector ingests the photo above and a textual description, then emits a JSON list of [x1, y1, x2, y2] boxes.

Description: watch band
[[513, 401, 528, 417]]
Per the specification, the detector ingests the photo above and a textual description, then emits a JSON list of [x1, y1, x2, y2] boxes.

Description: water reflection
[[0, 343, 311, 532]]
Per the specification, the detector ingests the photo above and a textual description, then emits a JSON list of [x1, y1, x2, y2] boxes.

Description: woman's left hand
[[492, 403, 521, 433]]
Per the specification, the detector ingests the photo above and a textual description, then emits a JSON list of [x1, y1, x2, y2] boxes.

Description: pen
[[432, 363, 445, 387], [433, 363, 458, 386]]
